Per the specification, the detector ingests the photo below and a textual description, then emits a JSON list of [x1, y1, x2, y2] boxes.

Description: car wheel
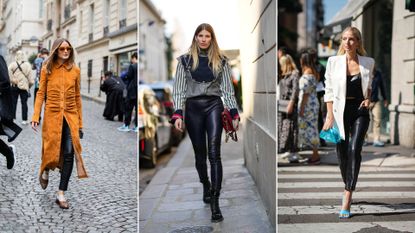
[[149, 137, 157, 168]]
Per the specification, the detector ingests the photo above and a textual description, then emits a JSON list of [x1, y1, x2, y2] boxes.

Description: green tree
[[165, 34, 174, 80]]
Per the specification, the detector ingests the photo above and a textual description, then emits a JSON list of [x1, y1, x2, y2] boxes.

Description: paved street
[[0, 97, 136, 232], [278, 145, 415, 233], [139, 147, 178, 195], [140, 122, 274, 233]]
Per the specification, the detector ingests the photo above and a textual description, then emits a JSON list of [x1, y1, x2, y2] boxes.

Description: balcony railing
[[89, 33, 93, 42], [119, 19, 126, 29]]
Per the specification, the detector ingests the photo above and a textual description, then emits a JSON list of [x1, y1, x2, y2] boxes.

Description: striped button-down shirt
[[172, 57, 238, 112]]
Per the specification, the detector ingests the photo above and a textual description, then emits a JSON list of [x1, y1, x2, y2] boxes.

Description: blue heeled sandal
[[339, 209, 351, 219], [339, 194, 352, 219]]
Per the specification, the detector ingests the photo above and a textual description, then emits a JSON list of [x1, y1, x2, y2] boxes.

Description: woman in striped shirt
[[171, 23, 240, 223]]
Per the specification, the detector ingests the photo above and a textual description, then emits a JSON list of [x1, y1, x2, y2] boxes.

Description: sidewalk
[[278, 141, 415, 168], [140, 131, 274, 232]]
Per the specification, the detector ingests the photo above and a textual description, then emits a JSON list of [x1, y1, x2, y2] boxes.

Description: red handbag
[[222, 109, 238, 142]]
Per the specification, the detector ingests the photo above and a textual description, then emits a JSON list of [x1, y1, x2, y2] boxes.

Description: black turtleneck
[[190, 51, 215, 82]]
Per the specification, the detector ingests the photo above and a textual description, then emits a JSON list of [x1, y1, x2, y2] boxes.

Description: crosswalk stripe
[[278, 191, 415, 199], [278, 204, 415, 215], [279, 173, 415, 179], [278, 166, 415, 172], [278, 221, 415, 233], [278, 181, 415, 188]]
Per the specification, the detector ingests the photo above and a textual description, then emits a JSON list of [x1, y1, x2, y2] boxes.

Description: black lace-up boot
[[210, 189, 223, 222]]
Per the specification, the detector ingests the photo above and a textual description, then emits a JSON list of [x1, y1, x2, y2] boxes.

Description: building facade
[[389, 1, 415, 147], [239, 0, 276, 228], [139, 0, 166, 83], [0, 0, 44, 63], [42, 0, 137, 100], [297, 0, 324, 50]]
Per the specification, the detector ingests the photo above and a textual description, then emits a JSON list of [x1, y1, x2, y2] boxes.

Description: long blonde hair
[[279, 54, 298, 76], [188, 23, 223, 76], [337, 26, 367, 56]]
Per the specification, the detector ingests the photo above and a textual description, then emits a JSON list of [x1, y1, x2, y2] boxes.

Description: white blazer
[[324, 54, 375, 140]]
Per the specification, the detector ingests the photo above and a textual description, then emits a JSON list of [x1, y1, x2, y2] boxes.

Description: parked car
[[138, 85, 172, 168], [147, 82, 185, 146]]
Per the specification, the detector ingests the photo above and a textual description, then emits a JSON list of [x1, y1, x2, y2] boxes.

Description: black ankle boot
[[202, 181, 211, 204], [210, 190, 223, 222]]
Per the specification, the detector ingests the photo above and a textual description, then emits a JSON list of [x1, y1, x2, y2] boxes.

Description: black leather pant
[[59, 118, 74, 191], [185, 96, 224, 191], [336, 100, 370, 191]]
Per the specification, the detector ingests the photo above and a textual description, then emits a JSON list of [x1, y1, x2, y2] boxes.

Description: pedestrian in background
[[278, 54, 300, 163], [308, 48, 327, 146], [100, 70, 125, 121], [171, 23, 240, 223], [33, 48, 49, 104], [298, 51, 320, 165], [0, 54, 21, 169], [370, 66, 388, 147], [31, 38, 87, 209], [8, 50, 34, 125], [118, 52, 137, 132], [323, 26, 374, 218]]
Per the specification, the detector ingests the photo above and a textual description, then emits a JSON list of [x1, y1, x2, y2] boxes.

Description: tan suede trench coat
[[32, 62, 88, 179]]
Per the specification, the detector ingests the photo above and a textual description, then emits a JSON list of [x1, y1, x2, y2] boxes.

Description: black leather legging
[[336, 100, 370, 191], [185, 96, 224, 191], [59, 118, 74, 191]]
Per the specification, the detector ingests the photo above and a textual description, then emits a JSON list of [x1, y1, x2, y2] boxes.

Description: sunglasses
[[58, 47, 72, 52]]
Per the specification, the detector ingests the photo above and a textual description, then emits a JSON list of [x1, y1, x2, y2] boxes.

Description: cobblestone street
[[0, 97, 137, 232]]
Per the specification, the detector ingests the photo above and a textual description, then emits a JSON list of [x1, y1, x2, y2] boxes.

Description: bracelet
[[172, 113, 183, 120]]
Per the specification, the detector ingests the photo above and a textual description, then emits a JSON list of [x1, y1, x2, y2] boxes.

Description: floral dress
[[298, 74, 320, 149]]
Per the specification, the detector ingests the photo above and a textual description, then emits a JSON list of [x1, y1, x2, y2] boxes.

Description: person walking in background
[[171, 23, 240, 223], [278, 54, 301, 163], [370, 66, 388, 147], [118, 52, 137, 132], [31, 38, 87, 209], [298, 51, 320, 165], [33, 48, 49, 104], [0, 54, 21, 169], [100, 71, 125, 121], [8, 51, 34, 125], [323, 27, 374, 219], [308, 48, 327, 146]]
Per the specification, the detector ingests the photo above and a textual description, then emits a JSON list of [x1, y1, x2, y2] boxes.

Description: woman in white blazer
[[323, 27, 375, 219]]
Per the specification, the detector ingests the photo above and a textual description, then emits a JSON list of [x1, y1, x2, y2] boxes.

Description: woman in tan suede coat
[[31, 38, 87, 209]]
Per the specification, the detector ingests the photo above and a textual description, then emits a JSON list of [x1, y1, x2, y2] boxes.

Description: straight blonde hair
[[279, 54, 298, 76], [337, 26, 367, 56], [188, 23, 223, 76]]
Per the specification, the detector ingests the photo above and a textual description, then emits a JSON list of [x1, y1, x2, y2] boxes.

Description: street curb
[[139, 136, 192, 227], [81, 93, 105, 105]]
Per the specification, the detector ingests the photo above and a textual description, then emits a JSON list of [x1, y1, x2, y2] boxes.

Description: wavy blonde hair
[[188, 23, 223, 76], [337, 26, 367, 56], [279, 54, 298, 76]]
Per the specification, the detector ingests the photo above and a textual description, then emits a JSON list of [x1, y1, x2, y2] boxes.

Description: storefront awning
[[328, 0, 372, 24], [321, 0, 373, 40]]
